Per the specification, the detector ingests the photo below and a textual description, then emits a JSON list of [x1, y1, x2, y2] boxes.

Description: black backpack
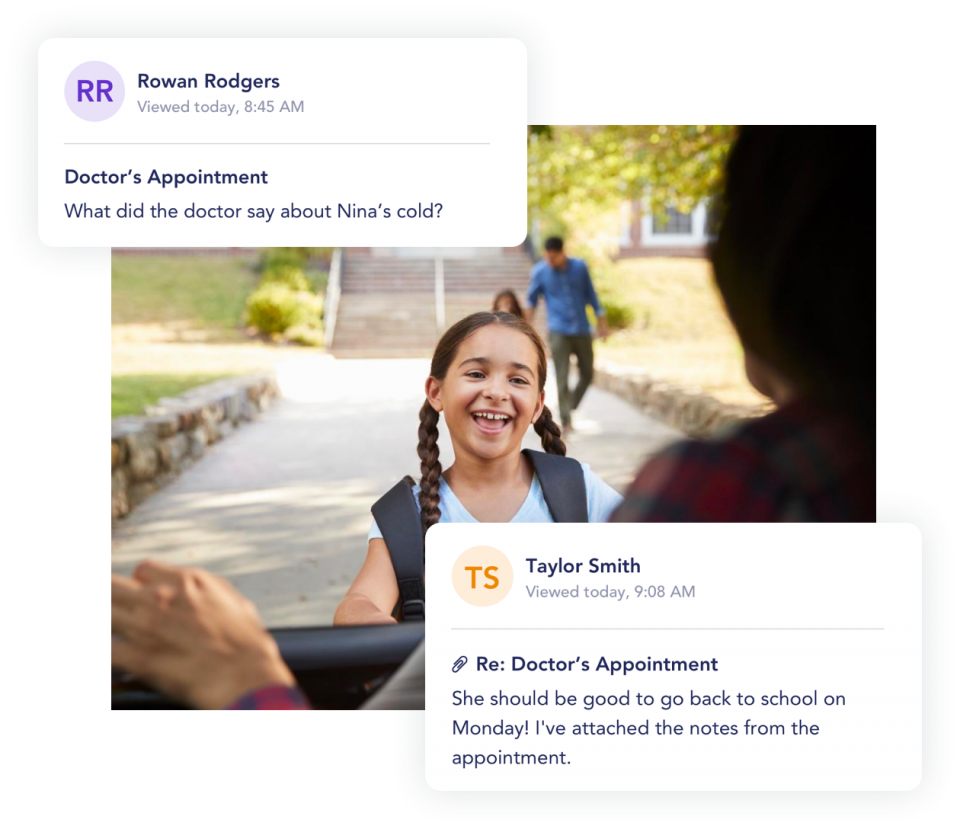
[[370, 448, 589, 621]]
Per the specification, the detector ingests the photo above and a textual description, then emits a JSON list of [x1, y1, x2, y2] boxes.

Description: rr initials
[[77, 79, 113, 102]]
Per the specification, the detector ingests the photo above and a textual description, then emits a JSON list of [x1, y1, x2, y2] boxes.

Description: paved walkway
[[112, 355, 680, 627]]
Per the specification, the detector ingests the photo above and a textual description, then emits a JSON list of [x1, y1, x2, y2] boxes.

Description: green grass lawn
[[111, 255, 260, 415], [112, 374, 231, 417], [593, 257, 732, 340], [592, 257, 768, 407], [112, 255, 259, 330], [111, 253, 327, 417]]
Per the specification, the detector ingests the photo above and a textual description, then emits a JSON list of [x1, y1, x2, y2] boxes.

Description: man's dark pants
[[549, 332, 594, 427]]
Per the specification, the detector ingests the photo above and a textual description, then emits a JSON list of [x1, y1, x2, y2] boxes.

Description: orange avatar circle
[[451, 545, 514, 607]]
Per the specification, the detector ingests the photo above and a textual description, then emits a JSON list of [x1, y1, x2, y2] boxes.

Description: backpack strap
[[371, 480, 425, 622], [522, 449, 589, 522]]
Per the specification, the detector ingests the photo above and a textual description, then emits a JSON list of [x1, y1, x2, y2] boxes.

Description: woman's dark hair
[[407, 311, 565, 538], [492, 289, 524, 318], [711, 126, 875, 439]]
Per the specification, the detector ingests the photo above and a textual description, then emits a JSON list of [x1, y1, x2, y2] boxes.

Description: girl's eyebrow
[[458, 356, 534, 375], [458, 356, 489, 368]]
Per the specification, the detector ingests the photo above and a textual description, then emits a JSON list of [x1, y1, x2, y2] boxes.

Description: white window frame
[[640, 202, 712, 248], [640, 204, 709, 248]]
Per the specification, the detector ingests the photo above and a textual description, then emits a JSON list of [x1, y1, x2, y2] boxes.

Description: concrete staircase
[[441, 254, 532, 295], [331, 293, 438, 357], [330, 248, 539, 357]]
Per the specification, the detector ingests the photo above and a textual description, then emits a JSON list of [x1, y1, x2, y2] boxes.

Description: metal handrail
[[324, 248, 343, 350], [522, 231, 538, 262]]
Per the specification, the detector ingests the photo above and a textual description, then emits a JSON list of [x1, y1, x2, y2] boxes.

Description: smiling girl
[[333, 311, 622, 626]]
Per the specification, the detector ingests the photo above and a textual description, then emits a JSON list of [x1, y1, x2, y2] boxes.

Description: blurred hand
[[112, 561, 295, 709], [597, 317, 610, 340]]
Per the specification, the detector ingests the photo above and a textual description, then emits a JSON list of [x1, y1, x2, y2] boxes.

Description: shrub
[[601, 296, 637, 331], [298, 291, 324, 325], [246, 284, 323, 336], [259, 247, 309, 272], [260, 265, 311, 292], [284, 323, 325, 347]]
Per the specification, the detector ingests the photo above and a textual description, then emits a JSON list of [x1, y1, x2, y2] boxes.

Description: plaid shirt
[[610, 399, 875, 522], [224, 685, 313, 734]]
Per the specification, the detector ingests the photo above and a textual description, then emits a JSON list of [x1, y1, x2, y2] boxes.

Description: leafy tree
[[528, 125, 736, 220], [527, 124, 736, 264], [526, 126, 737, 303]]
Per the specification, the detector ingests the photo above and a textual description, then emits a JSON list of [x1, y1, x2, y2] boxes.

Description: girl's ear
[[425, 376, 443, 412], [532, 389, 545, 424]]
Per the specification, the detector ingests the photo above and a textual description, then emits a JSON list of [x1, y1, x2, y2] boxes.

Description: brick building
[[616, 201, 715, 259]]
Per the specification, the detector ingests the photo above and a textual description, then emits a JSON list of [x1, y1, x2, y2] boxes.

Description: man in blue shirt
[[526, 237, 608, 431]]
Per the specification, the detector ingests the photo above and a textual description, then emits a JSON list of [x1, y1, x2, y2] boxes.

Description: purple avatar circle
[[64, 61, 125, 121]]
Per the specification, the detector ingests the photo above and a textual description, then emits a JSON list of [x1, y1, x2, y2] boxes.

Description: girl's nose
[[483, 376, 510, 400]]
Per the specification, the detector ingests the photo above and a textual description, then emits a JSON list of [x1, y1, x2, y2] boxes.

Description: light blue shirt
[[527, 256, 603, 336], [368, 462, 622, 540]]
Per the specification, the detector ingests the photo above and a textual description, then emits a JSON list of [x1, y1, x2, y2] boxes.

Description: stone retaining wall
[[593, 361, 771, 438], [111, 375, 280, 521]]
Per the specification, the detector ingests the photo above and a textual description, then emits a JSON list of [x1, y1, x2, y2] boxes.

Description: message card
[[39, 38, 526, 247], [425, 523, 920, 791]]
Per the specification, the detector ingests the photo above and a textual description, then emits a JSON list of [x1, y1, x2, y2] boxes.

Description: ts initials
[[464, 566, 499, 590]]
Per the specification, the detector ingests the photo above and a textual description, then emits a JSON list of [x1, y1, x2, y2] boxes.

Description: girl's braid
[[533, 405, 567, 456], [414, 400, 443, 538]]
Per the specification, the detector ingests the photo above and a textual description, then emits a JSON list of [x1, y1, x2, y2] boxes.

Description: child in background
[[493, 289, 524, 318]]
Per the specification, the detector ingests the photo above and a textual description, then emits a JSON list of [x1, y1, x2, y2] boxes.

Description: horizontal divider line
[[449, 627, 885, 631], [63, 142, 491, 145]]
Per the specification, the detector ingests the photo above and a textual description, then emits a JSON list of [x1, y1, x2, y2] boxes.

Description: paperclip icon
[[452, 655, 468, 673]]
